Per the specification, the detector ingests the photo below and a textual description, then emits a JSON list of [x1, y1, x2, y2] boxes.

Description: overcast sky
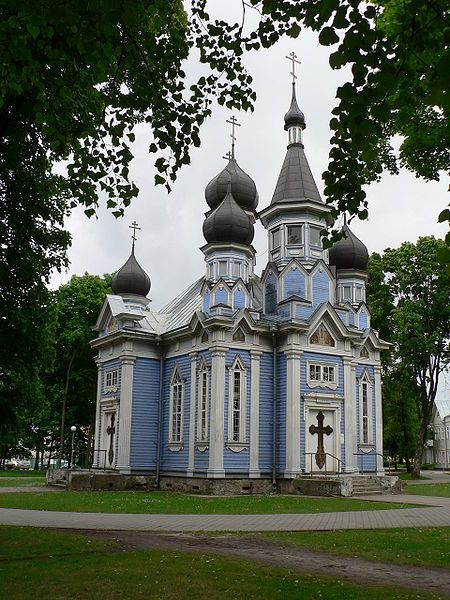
[[50, 2, 447, 311]]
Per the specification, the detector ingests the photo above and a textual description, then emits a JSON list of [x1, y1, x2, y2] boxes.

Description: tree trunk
[[405, 456, 411, 472], [412, 415, 428, 478]]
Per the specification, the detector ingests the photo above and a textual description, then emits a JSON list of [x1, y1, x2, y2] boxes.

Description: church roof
[[271, 144, 322, 205], [111, 250, 151, 297], [328, 224, 369, 271], [203, 188, 254, 245], [284, 83, 305, 130], [205, 157, 259, 211]]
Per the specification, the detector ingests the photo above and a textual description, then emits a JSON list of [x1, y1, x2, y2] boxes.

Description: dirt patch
[[73, 529, 450, 597]]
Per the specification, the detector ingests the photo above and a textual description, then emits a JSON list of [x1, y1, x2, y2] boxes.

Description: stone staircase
[[350, 476, 385, 496]]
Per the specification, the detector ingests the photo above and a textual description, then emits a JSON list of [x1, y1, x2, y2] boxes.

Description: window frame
[[196, 361, 209, 445], [286, 224, 303, 246], [227, 356, 247, 449], [271, 228, 281, 249], [358, 371, 373, 446], [169, 367, 184, 448], [306, 361, 338, 390], [309, 226, 322, 248], [104, 369, 118, 392], [218, 260, 228, 277]]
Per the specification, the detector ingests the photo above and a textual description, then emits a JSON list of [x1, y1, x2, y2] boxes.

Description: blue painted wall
[[194, 350, 211, 473], [302, 352, 344, 397], [276, 352, 287, 472], [215, 287, 229, 306], [259, 352, 274, 474], [223, 349, 251, 473], [101, 358, 121, 399], [283, 268, 305, 299], [312, 270, 329, 306], [359, 309, 368, 329], [295, 305, 314, 320], [161, 354, 191, 473], [130, 358, 160, 470], [233, 287, 246, 310], [202, 288, 210, 314], [264, 272, 278, 314]]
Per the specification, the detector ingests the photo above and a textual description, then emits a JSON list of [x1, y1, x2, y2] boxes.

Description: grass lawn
[[395, 472, 430, 481], [0, 470, 45, 477], [0, 490, 415, 514], [0, 526, 438, 600], [404, 483, 450, 497], [0, 478, 46, 487], [260, 528, 450, 569]]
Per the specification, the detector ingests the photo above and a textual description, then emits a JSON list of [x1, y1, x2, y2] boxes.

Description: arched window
[[359, 372, 372, 445], [228, 356, 247, 446], [169, 367, 184, 445], [197, 361, 209, 443]]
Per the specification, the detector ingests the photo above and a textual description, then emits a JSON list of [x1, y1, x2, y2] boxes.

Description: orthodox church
[[91, 73, 389, 492]]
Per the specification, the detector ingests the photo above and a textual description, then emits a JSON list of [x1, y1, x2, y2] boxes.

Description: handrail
[[353, 450, 391, 474], [304, 452, 345, 475]]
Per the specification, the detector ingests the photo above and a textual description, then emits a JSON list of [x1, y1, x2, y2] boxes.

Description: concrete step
[[352, 490, 384, 496]]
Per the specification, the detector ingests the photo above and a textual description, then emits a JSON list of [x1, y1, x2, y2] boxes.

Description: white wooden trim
[[187, 353, 197, 476], [227, 355, 247, 446], [249, 350, 262, 477], [115, 356, 135, 471], [343, 358, 357, 472], [208, 346, 227, 478], [284, 348, 302, 477], [374, 365, 384, 474], [168, 366, 184, 447]]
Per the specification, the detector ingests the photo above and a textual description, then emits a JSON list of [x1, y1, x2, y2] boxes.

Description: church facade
[[91, 80, 389, 491]]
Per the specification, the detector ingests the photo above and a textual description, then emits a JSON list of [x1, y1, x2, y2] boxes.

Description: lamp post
[[69, 426, 77, 469]]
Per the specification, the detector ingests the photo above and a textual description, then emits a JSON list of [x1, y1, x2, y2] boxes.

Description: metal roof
[[271, 144, 322, 205]]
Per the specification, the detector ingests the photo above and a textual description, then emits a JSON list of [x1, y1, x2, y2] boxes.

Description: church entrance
[[304, 404, 340, 473]]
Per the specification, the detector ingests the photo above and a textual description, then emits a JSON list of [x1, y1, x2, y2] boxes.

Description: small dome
[[328, 224, 369, 271], [284, 83, 306, 131], [111, 251, 151, 297], [205, 157, 258, 211], [203, 188, 254, 245]]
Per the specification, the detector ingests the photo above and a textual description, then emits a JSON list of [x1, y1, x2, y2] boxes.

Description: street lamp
[[69, 426, 77, 469]]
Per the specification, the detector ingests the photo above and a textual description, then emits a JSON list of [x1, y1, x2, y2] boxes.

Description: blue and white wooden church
[[92, 61, 389, 490]]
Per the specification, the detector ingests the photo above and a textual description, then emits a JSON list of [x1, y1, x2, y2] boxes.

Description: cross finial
[[129, 221, 141, 252], [286, 51, 301, 84], [222, 150, 232, 161], [226, 115, 241, 159]]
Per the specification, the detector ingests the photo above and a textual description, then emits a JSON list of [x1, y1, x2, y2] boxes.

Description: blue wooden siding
[[224, 349, 251, 473], [312, 271, 329, 306], [233, 287, 246, 310], [283, 268, 305, 299], [348, 311, 355, 326], [259, 352, 274, 473], [295, 305, 314, 320], [161, 354, 191, 472], [302, 352, 344, 396], [215, 287, 228, 306], [101, 358, 121, 399], [202, 288, 210, 313], [130, 358, 160, 470], [336, 309, 348, 326], [276, 352, 287, 472], [359, 309, 368, 329], [265, 272, 278, 314], [355, 365, 376, 471]]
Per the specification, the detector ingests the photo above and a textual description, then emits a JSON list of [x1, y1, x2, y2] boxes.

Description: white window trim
[[104, 369, 119, 393], [358, 371, 373, 446], [196, 361, 209, 447], [227, 356, 247, 450], [168, 367, 184, 450], [307, 360, 339, 391]]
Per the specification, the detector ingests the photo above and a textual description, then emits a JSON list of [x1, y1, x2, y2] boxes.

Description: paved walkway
[[0, 494, 449, 532]]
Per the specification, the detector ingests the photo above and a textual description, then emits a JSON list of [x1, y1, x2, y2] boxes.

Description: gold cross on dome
[[286, 51, 301, 84], [226, 115, 241, 159], [129, 220, 141, 251]]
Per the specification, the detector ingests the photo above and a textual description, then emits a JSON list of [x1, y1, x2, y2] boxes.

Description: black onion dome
[[328, 225, 369, 271], [284, 83, 306, 131], [203, 189, 254, 245], [205, 158, 258, 211], [111, 251, 151, 297]]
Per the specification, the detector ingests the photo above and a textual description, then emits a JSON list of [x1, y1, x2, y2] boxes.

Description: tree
[[367, 237, 449, 477], [52, 274, 112, 463], [192, 0, 449, 244]]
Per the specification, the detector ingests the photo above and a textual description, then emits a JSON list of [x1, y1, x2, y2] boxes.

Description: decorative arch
[[227, 355, 247, 448], [169, 366, 184, 446], [310, 323, 335, 347], [196, 359, 209, 444]]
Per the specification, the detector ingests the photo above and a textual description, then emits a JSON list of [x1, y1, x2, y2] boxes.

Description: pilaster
[[284, 348, 302, 477], [93, 360, 103, 468], [207, 345, 227, 478], [343, 357, 357, 472], [187, 352, 197, 476], [374, 365, 385, 474], [115, 356, 135, 472], [249, 350, 263, 477]]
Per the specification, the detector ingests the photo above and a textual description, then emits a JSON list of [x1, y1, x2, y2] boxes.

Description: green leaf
[[155, 174, 165, 185], [319, 27, 339, 46], [26, 23, 40, 39]]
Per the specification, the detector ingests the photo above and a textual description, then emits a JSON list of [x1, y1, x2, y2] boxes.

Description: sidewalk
[[0, 494, 449, 532]]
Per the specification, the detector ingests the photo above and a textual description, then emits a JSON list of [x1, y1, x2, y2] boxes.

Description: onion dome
[[284, 82, 305, 131], [111, 251, 151, 297], [328, 224, 369, 271], [205, 157, 259, 212], [203, 186, 254, 245]]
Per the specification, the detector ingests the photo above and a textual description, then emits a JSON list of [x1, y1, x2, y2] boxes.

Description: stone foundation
[[67, 471, 156, 491], [280, 475, 401, 497]]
